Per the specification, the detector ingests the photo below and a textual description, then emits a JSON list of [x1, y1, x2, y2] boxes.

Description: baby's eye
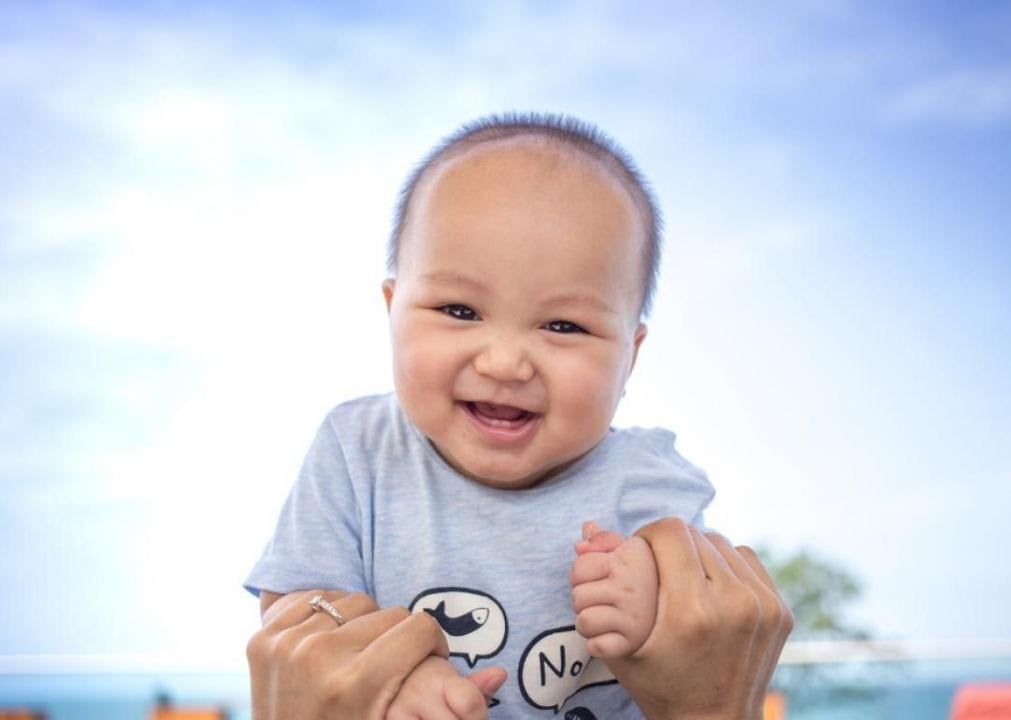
[[439, 304, 480, 321], [544, 320, 586, 334]]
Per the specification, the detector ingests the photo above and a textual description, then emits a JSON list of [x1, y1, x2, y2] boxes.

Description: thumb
[[468, 666, 508, 698], [576, 521, 624, 555]]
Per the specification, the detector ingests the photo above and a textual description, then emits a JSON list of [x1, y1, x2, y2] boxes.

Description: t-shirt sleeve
[[614, 428, 715, 537], [243, 413, 368, 597]]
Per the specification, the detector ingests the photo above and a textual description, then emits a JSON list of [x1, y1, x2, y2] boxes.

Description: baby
[[245, 115, 713, 718]]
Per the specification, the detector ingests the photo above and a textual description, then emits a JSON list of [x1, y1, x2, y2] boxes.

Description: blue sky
[[1, 1, 1009, 667]]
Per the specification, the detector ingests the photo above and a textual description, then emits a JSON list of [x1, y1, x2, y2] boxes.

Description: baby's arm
[[387, 657, 506, 720], [570, 520, 659, 659]]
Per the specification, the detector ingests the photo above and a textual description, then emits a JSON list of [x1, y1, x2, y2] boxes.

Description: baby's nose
[[474, 340, 535, 384]]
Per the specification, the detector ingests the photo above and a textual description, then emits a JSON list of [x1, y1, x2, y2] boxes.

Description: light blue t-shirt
[[245, 393, 714, 719]]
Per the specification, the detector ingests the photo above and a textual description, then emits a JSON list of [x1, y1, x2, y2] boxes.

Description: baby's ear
[[628, 322, 648, 376], [381, 278, 396, 313]]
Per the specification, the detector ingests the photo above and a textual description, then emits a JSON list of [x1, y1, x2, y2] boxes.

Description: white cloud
[[885, 67, 1011, 128]]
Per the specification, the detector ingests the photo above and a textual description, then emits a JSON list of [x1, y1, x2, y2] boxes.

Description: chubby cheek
[[547, 352, 625, 439], [392, 320, 458, 422]]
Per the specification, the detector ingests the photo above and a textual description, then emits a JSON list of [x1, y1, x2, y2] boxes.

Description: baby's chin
[[444, 450, 581, 491]]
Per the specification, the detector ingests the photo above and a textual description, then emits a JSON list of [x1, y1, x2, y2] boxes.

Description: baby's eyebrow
[[541, 291, 616, 315], [419, 270, 488, 291], [420, 270, 616, 314]]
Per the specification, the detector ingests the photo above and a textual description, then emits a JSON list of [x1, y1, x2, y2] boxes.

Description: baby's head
[[382, 114, 662, 490]]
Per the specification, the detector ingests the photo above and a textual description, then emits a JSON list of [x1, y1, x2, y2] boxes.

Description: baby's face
[[384, 138, 647, 489]]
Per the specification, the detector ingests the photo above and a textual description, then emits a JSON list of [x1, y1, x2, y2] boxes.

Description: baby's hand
[[386, 655, 506, 720], [570, 520, 659, 659]]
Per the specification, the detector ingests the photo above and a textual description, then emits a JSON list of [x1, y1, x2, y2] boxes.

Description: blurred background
[[2, 1, 1009, 718]]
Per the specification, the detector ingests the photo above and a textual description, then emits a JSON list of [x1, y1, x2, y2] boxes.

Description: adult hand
[[247, 589, 449, 720], [607, 518, 794, 720]]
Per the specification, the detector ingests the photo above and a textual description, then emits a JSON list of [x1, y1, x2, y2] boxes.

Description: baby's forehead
[[412, 138, 644, 244], [422, 135, 626, 197]]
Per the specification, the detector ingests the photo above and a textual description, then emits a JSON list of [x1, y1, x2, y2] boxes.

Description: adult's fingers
[[687, 525, 737, 585], [722, 543, 794, 636], [276, 592, 382, 652], [635, 517, 705, 587], [705, 532, 763, 586], [260, 589, 315, 628], [263, 589, 375, 633], [736, 545, 781, 595], [354, 610, 451, 699], [330, 606, 434, 654], [736, 545, 796, 644]]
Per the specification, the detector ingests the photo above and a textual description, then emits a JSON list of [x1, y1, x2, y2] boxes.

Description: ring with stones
[[309, 594, 346, 626]]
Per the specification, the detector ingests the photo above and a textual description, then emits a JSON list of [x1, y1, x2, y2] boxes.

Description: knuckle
[[386, 605, 412, 623], [245, 631, 268, 665], [658, 516, 687, 532], [736, 544, 758, 560], [781, 603, 796, 635], [270, 629, 299, 660], [410, 607, 436, 630], [303, 589, 327, 606], [703, 530, 730, 545], [410, 609, 446, 646], [291, 630, 328, 665], [348, 591, 379, 614]]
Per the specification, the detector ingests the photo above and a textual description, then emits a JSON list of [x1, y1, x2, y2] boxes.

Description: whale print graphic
[[410, 587, 508, 667], [424, 600, 490, 636]]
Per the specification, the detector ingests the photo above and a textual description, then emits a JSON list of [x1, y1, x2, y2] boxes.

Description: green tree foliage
[[758, 547, 884, 706], [759, 547, 869, 641]]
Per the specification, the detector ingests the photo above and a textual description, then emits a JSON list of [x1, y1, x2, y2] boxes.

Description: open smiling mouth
[[462, 401, 541, 443]]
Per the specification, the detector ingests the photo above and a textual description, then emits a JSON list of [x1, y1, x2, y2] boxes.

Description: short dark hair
[[387, 112, 664, 317]]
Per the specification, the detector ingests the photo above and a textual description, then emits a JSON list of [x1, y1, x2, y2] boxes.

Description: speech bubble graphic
[[409, 587, 508, 667], [518, 625, 617, 713]]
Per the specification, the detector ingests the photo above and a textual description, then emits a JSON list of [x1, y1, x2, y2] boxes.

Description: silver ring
[[309, 594, 346, 626]]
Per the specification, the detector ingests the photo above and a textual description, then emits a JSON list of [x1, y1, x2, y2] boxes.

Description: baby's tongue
[[473, 402, 526, 421]]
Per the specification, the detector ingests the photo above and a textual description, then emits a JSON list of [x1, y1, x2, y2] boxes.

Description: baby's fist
[[386, 656, 505, 720], [570, 521, 659, 659]]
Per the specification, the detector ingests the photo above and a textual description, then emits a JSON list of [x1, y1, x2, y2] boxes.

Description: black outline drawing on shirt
[[409, 586, 509, 668], [564, 708, 598, 720], [425, 600, 490, 636], [517, 625, 617, 713]]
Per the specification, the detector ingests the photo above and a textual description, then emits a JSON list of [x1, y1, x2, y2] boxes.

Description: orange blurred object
[[149, 710, 227, 720], [764, 690, 787, 720], [0, 711, 46, 720], [951, 683, 1011, 719]]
